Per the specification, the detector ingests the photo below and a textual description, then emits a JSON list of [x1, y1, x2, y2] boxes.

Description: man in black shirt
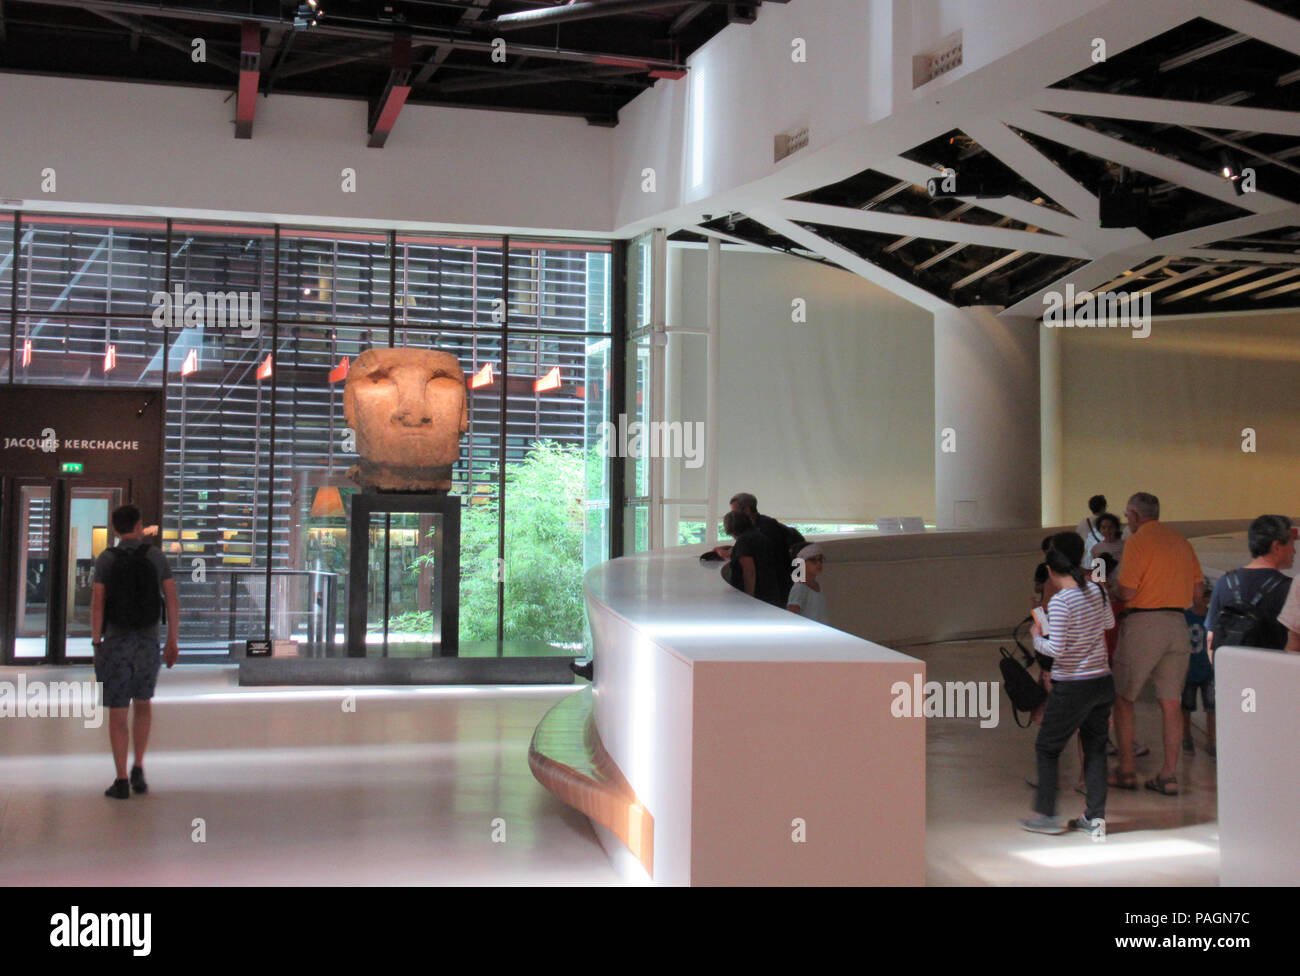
[[723, 510, 781, 606], [729, 492, 805, 605]]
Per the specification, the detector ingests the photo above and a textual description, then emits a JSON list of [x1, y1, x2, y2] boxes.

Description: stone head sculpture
[[343, 347, 468, 492]]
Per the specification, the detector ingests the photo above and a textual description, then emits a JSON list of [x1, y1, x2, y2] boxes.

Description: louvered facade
[[2, 213, 614, 657]]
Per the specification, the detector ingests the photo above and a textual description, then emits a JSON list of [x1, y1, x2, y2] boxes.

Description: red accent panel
[[373, 86, 411, 134], [235, 22, 261, 140], [593, 56, 651, 69]]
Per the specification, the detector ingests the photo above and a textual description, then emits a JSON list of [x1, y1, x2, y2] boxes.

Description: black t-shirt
[[753, 513, 805, 601], [730, 527, 781, 606]]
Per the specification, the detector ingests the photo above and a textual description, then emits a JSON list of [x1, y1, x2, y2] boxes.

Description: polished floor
[[0, 667, 619, 886], [1, 643, 1219, 886], [911, 638, 1218, 887]]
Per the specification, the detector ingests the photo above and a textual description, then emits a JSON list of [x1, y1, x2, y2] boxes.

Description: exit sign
[[61, 462, 84, 474]]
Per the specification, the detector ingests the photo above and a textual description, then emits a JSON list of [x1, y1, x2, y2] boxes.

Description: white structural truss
[[627, 0, 1300, 322]]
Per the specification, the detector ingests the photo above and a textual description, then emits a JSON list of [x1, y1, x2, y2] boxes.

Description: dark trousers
[[1034, 674, 1115, 820]]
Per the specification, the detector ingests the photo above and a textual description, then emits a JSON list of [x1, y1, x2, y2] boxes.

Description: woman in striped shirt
[[1020, 531, 1116, 837]]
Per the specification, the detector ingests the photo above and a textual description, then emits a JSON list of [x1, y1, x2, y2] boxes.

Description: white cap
[[797, 544, 823, 560]]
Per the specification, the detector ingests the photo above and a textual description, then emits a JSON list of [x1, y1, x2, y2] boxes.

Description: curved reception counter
[[532, 547, 927, 886], [529, 519, 1256, 885]]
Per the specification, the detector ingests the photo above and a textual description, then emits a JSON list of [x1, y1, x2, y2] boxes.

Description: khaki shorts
[[1113, 611, 1190, 701]]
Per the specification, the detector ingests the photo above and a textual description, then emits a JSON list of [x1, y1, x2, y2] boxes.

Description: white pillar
[[1040, 321, 1063, 527], [704, 237, 721, 546], [648, 228, 668, 549], [934, 306, 1040, 529]]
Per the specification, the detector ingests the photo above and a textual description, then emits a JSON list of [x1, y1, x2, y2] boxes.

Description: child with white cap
[[786, 544, 829, 625]]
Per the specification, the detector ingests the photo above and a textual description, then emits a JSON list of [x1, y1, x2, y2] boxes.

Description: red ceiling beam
[[235, 21, 260, 139], [368, 34, 413, 149]]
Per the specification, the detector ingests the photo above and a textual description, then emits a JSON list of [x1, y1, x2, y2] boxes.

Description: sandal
[[1108, 769, 1138, 790], [1145, 775, 1179, 796]]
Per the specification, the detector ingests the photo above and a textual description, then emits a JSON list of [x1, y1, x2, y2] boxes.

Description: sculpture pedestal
[[346, 493, 460, 658]]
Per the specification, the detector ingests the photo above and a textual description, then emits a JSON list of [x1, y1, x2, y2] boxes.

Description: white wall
[[666, 246, 934, 524], [1059, 311, 1300, 521], [609, 0, 1135, 236], [0, 73, 613, 236]]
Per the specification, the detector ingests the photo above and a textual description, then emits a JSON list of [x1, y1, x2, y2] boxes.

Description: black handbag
[[999, 644, 1047, 728]]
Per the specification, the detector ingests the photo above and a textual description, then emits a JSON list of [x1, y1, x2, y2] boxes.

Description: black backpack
[[999, 643, 1047, 728], [1211, 571, 1288, 651], [103, 544, 163, 630]]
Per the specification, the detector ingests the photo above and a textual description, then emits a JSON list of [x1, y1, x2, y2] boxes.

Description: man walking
[[90, 505, 180, 799], [1109, 492, 1202, 796]]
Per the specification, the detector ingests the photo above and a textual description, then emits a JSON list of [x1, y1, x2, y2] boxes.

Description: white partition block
[[1215, 646, 1300, 887]]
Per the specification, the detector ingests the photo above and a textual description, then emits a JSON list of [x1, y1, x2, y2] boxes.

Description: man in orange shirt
[[1109, 492, 1203, 796]]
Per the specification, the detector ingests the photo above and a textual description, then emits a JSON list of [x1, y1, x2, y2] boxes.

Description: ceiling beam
[[1253, 277, 1300, 300], [412, 0, 491, 88], [483, 0, 731, 33], [87, 8, 240, 74], [368, 34, 413, 149], [670, 2, 711, 35], [1158, 31, 1248, 71], [1004, 108, 1294, 216], [1091, 257, 1171, 293], [1029, 89, 1300, 138], [747, 207, 952, 313], [1159, 265, 1265, 302], [962, 117, 1100, 222], [768, 199, 1089, 257], [32, 0, 686, 72], [1000, 252, 1155, 317], [260, 24, 293, 94], [870, 156, 1094, 240], [1200, 0, 1300, 57], [1180, 248, 1300, 264], [1208, 266, 1300, 300], [430, 64, 651, 95], [272, 41, 393, 81], [951, 250, 1028, 291]]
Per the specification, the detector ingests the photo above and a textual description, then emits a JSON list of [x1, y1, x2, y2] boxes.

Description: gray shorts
[[94, 632, 162, 708]]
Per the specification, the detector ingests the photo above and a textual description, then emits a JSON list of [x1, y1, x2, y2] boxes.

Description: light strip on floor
[[1014, 838, 1216, 868]]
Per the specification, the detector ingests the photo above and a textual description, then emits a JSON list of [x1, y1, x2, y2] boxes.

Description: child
[[786, 544, 828, 625], [1182, 580, 1215, 758]]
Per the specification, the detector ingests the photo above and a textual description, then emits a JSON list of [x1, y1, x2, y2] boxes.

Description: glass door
[[14, 483, 53, 661], [7, 479, 125, 663], [63, 484, 125, 662]]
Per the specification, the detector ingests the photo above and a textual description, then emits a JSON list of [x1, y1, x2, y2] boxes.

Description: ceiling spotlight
[[1219, 150, 1245, 196], [294, 1, 322, 30]]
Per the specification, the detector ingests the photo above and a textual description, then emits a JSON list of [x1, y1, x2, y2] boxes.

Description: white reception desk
[[582, 548, 927, 886]]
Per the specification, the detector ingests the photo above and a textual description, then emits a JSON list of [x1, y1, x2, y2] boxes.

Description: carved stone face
[[343, 347, 468, 491]]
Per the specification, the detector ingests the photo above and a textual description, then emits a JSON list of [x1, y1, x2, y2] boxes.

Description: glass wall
[[1, 213, 615, 659]]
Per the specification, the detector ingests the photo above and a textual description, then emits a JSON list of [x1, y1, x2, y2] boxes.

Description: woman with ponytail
[[1020, 531, 1116, 836]]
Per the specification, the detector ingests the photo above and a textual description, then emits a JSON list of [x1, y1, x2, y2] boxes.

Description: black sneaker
[[568, 659, 593, 680], [130, 765, 148, 794], [105, 779, 130, 800]]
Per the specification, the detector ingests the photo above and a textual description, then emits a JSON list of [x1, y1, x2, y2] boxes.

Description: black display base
[[347, 492, 460, 658], [238, 656, 575, 686]]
